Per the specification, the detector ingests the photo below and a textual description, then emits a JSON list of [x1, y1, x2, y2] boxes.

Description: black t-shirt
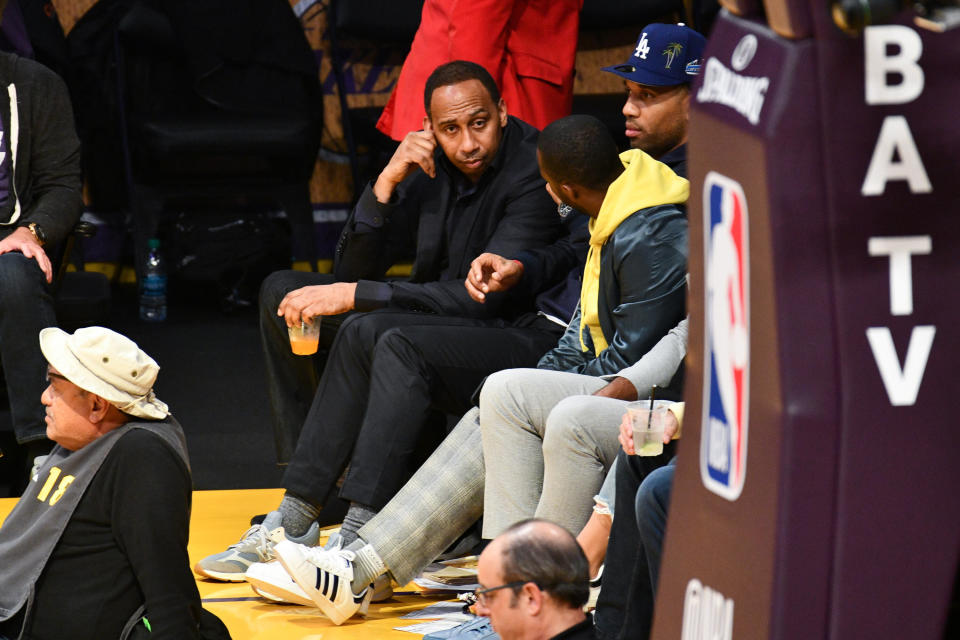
[[22, 429, 201, 640], [550, 617, 597, 639], [0, 109, 11, 210]]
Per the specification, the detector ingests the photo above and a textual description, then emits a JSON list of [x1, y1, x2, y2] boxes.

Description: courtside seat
[[114, 0, 322, 279]]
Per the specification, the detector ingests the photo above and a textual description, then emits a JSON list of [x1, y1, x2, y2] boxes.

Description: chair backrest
[[116, 1, 322, 119], [115, 4, 199, 118], [334, 0, 424, 43], [114, 0, 322, 185]]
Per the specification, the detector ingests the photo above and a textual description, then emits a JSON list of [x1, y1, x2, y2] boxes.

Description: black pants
[[594, 447, 677, 640], [260, 270, 352, 463], [281, 308, 563, 510]]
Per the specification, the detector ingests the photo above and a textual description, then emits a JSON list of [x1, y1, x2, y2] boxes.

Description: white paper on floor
[[394, 619, 465, 634]]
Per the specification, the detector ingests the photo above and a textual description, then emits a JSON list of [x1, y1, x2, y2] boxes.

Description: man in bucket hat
[[0, 327, 227, 640]]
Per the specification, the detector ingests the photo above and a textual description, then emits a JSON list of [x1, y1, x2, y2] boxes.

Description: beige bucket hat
[[39, 326, 169, 420]]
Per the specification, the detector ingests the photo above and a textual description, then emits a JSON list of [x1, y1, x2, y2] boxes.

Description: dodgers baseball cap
[[602, 23, 706, 86]]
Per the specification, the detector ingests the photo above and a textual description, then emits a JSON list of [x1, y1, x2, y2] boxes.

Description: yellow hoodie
[[579, 149, 689, 353]]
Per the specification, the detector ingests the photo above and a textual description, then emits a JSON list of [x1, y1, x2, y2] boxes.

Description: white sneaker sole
[[274, 541, 366, 625], [246, 562, 315, 607], [192, 561, 249, 583], [249, 581, 316, 607]]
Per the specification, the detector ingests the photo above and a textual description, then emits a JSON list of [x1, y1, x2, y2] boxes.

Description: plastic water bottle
[[139, 238, 167, 322]]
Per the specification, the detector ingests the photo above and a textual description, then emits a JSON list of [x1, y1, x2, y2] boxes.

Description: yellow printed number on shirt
[[36, 466, 76, 506]]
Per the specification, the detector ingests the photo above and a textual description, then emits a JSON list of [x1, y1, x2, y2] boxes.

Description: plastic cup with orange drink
[[288, 319, 320, 355]]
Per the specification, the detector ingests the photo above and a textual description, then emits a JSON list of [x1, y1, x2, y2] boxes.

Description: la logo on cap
[[634, 32, 650, 60]]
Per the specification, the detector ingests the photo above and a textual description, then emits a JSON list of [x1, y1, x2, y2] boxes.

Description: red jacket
[[377, 0, 582, 140]]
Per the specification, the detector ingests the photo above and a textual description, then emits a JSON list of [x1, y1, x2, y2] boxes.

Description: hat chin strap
[[115, 389, 167, 416]]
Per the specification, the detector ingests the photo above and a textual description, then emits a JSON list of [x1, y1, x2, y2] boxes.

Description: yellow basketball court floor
[[1, 488, 466, 639]]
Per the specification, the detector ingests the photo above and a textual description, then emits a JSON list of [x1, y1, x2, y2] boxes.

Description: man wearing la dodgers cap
[[602, 23, 707, 179], [590, 22, 706, 640]]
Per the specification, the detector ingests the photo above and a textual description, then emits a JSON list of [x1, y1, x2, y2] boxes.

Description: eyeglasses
[[472, 581, 530, 606]]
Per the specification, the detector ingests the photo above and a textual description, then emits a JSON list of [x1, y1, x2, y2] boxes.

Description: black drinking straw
[[646, 384, 657, 430]]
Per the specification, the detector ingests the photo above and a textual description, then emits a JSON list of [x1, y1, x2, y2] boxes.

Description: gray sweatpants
[[479, 368, 626, 538], [355, 375, 626, 584]]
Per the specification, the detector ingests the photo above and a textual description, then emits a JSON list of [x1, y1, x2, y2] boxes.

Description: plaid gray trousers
[[358, 408, 484, 585]]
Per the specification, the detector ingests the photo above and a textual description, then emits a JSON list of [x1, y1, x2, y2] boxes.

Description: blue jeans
[[594, 456, 618, 517], [636, 459, 675, 591], [0, 252, 56, 442]]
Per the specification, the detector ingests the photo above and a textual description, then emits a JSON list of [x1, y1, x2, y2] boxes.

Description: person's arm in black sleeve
[[335, 128, 438, 282], [465, 215, 588, 306], [333, 180, 419, 283], [576, 207, 689, 377], [110, 430, 202, 640], [19, 60, 82, 247], [510, 215, 589, 299], [380, 180, 561, 317]]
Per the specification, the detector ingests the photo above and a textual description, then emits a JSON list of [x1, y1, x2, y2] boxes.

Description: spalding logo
[[731, 34, 758, 71], [701, 172, 749, 501]]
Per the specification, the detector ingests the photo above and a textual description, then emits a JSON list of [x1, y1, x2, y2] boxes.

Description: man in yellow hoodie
[[533, 114, 688, 376], [477, 112, 690, 543]]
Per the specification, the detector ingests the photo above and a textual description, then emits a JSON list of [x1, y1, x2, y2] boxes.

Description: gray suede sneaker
[[193, 511, 320, 581]]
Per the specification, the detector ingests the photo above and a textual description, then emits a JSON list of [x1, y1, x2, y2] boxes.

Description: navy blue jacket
[[537, 203, 688, 378]]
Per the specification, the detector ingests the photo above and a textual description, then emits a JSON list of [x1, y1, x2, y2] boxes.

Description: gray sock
[[345, 538, 386, 593], [339, 502, 378, 547], [277, 493, 321, 538], [323, 530, 342, 550]]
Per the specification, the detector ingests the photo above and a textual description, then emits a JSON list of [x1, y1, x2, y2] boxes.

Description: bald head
[[497, 519, 590, 609]]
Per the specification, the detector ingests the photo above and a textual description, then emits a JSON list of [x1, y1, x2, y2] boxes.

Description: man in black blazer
[[193, 60, 565, 583]]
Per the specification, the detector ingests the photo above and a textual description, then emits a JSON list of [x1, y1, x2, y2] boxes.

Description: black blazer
[[335, 115, 562, 319]]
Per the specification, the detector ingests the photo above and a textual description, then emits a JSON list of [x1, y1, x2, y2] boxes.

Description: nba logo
[[701, 172, 749, 501]]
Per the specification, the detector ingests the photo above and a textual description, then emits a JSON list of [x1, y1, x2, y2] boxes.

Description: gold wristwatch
[[26, 222, 46, 246]]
